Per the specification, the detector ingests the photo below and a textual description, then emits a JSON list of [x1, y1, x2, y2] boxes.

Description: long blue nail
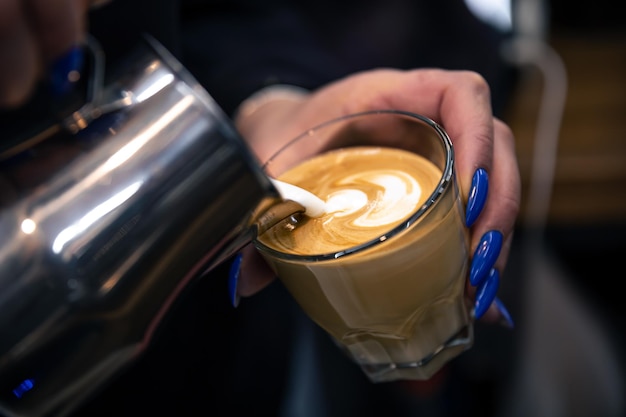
[[465, 168, 488, 227], [49, 45, 84, 96], [474, 268, 499, 320], [494, 297, 515, 329], [228, 253, 243, 308], [469, 230, 503, 286]]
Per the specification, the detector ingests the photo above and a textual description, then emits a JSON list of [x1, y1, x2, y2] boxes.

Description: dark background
[[500, 0, 625, 414], [506, 0, 625, 344]]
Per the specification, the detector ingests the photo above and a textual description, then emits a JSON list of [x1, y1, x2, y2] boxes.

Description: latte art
[[259, 146, 442, 255], [328, 171, 422, 227]]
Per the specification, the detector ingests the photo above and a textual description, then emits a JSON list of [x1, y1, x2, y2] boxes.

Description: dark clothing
[[0, 0, 514, 148], [87, 0, 515, 117]]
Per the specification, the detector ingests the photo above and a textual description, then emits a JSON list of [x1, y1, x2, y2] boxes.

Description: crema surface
[[259, 146, 442, 255]]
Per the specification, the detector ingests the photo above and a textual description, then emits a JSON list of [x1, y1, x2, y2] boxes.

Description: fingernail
[[228, 253, 243, 308], [474, 268, 500, 320], [49, 45, 84, 96], [465, 168, 488, 227], [469, 230, 503, 286], [494, 297, 515, 329]]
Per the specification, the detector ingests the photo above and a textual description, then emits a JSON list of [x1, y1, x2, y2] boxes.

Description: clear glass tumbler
[[255, 110, 473, 382]]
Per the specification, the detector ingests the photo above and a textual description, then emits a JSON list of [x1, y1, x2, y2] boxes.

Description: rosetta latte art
[[328, 171, 422, 227], [259, 146, 442, 255]]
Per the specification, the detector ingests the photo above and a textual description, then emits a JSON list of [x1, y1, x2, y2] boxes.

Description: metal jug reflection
[[0, 36, 278, 417]]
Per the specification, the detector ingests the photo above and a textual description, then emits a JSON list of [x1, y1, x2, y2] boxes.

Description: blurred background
[[505, 0, 625, 359], [507, 0, 626, 313], [497, 0, 625, 414]]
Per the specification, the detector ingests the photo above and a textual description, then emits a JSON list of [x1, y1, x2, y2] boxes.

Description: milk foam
[[327, 171, 422, 227], [270, 178, 327, 217], [259, 146, 442, 255]]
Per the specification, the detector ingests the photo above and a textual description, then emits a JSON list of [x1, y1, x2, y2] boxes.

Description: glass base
[[357, 324, 474, 383]]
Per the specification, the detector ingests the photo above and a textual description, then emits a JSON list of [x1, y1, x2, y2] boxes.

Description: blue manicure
[[469, 230, 503, 286], [494, 297, 515, 329], [465, 168, 488, 227], [228, 252, 243, 308], [49, 45, 84, 96], [474, 268, 500, 320]]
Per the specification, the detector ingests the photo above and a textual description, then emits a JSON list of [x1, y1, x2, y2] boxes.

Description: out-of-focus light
[[12, 378, 35, 398], [21, 218, 36, 234], [464, 0, 513, 32]]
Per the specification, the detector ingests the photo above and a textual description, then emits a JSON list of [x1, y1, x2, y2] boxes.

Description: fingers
[[314, 69, 500, 209], [0, 0, 40, 107], [387, 69, 496, 202], [0, 0, 89, 108], [471, 119, 520, 273], [230, 244, 276, 304], [27, 0, 88, 61], [363, 69, 520, 324], [379, 70, 520, 322], [465, 119, 520, 324]]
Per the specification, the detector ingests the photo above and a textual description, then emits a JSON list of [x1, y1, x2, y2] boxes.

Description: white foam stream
[[270, 179, 327, 218], [271, 168, 421, 226]]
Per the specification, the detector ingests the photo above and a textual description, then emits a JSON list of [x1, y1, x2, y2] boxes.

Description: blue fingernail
[[465, 168, 488, 227], [228, 253, 243, 308], [469, 230, 503, 286], [49, 45, 84, 96], [494, 297, 515, 329], [474, 268, 500, 320]]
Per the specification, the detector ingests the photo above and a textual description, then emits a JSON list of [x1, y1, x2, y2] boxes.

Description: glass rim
[[254, 109, 455, 262]]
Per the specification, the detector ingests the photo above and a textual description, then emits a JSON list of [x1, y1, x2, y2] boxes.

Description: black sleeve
[[179, 0, 348, 117], [179, 0, 516, 117]]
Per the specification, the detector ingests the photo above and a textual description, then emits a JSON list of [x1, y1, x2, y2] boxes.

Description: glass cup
[[254, 110, 472, 383]]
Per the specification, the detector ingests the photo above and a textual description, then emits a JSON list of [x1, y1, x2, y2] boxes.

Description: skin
[[235, 68, 521, 324], [0, 0, 91, 108]]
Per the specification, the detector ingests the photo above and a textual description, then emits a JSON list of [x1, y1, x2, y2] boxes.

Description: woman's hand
[[0, 0, 95, 108], [233, 68, 521, 325]]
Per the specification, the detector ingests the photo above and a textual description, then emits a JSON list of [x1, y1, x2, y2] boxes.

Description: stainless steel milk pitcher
[[0, 36, 278, 417]]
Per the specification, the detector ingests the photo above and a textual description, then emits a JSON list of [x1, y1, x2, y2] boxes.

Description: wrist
[[234, 84, 309, 121], [234, 85, 309, 161]]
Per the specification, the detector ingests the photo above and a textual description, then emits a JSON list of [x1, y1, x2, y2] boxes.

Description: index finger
[[0, 0, 39, 107], [26, 0, 89, 62], [378, 69, 496, 199]]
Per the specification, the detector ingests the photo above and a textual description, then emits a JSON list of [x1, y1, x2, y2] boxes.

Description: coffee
[[259, 146, 441, 254], [256, 144, 471, 381]]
